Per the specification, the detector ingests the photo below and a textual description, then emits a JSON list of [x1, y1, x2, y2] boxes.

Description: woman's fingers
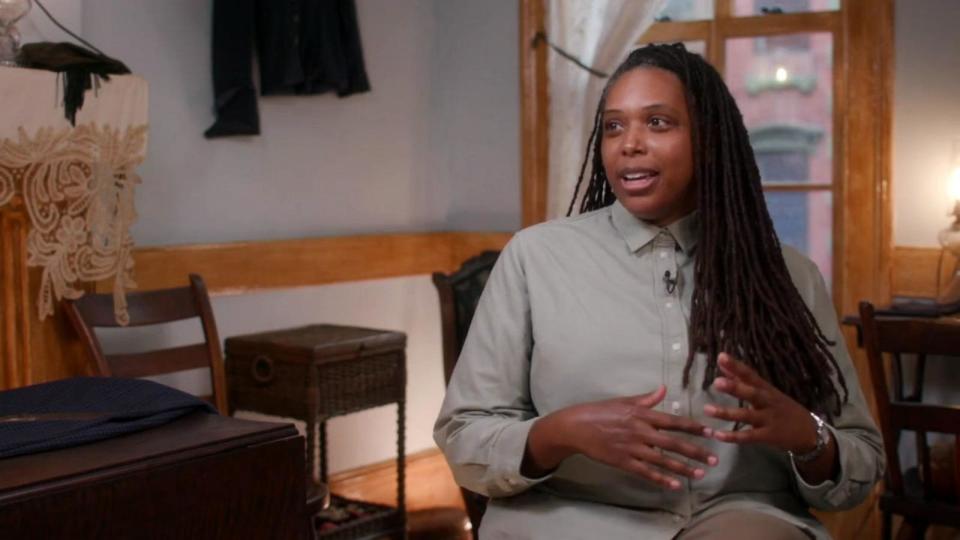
[[645, 430, 719, 466], [712, 376, 767, 406], [627, 459, 684, 490], [703, 403, 762, 425], [635, 445, 706, 480], [634, 384, 667, 408], [710, 426, 768, 445], [717, 353, 767, 389], [645, 409, 712, 437]]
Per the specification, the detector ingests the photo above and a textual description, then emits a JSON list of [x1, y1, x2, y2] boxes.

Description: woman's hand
[[523, 385, 718, 490], [703, 353, 838, 483], [702, 353, 819, 452]]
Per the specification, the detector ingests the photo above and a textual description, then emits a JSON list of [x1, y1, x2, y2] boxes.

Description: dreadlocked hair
[[568, 43, 847, 419]]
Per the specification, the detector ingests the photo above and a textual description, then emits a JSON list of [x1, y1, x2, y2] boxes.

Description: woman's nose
[[622, 130, 646, 155]]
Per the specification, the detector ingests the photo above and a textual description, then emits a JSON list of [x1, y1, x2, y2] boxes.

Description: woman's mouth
[[619, 168, 660, 193]]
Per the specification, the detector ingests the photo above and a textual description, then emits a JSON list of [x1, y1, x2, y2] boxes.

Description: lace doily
[[0, 123, 146, 325]]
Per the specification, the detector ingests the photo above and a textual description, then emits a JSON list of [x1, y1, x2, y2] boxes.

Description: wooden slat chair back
[[432, 250, 500, 536], [432, 250, 500, 385], [64, 274, 228, 415], [858, 301, 960, 539]]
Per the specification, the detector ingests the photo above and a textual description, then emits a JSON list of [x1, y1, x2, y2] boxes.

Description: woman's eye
[[603, 120, 623, 132], [649, 117, 670, 129]]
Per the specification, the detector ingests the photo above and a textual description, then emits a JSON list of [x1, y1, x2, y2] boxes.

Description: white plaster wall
[[893, 0, 960, 247], [19, 0, 83, 45], [79, 0, 520, 245]]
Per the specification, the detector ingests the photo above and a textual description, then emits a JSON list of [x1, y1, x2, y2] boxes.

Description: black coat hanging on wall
[[204, 0, 371, 139]]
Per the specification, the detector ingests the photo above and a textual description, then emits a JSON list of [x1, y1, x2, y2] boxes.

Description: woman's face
[[600, 67, 696, 226]]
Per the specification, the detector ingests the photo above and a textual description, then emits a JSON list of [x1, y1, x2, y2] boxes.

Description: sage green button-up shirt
[[434, 201, 883, 540]]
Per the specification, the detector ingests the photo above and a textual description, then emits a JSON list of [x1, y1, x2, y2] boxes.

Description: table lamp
[[936, 140, 960, 308]]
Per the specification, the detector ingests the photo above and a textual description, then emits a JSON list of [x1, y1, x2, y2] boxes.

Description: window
[[640, 0, 840, 290]]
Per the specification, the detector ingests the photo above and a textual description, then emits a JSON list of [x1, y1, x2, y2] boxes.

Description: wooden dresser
[[0, 412, 308, 539]]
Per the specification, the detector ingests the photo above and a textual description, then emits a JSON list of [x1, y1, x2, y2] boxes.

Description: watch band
[[789, 411, 829, 464]]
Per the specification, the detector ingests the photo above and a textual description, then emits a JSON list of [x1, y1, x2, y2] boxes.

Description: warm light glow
[[775, 66, 789, 83], [949, 166, 960, 201]]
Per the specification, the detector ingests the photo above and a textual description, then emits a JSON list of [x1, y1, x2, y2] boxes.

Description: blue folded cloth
[[0, 377, 216, 459]]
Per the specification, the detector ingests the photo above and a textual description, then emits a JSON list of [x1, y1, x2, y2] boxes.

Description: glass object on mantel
[[0, 0, 31, 66]]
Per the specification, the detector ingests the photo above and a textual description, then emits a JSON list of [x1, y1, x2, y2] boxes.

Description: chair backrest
[[431, 250, 500, 385], [64, 274, 228, 414], [858, 301, 960, 500], [432, 250, 499, 533]]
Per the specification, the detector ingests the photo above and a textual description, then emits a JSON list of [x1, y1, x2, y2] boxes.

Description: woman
[[434, 44, 882, 540]]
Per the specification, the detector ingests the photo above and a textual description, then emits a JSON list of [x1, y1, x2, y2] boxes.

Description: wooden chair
[[64, 274, 228, 414], [859, 301, 960, 539], [432, 250, 500, 535], [64, 274, 330, 534]]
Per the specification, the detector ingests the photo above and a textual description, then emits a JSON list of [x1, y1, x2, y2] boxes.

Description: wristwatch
[[788, 412, 830, 464]]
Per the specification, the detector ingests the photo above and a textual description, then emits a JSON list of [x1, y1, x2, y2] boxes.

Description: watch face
[[816, 416, 830, 446], [791, 412, 828, 463]]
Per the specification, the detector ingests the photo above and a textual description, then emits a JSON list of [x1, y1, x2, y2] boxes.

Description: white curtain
[[546, 0, 666, 220]]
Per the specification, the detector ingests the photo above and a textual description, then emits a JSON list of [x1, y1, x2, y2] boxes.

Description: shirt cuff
[[791, 425, 870, 510], [487, 417, 555, 497]]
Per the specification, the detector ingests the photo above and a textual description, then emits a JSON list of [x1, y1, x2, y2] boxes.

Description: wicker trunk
[[225, 324, 407, 539]]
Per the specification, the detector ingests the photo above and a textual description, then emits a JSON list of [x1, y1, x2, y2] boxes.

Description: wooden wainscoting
[[98, 231, 513, 296], [890, 246, 957, 298]]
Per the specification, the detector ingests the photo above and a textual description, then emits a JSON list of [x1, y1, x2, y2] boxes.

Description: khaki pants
[[676, 511, 812, 540]]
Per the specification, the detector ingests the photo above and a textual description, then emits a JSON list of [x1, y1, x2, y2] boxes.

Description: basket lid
[[225, 324, 406, 363]]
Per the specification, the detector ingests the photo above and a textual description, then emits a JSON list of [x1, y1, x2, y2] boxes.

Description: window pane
[[655, 0, 714, 22], [725, 33, 833, 185], [733, 0, 839, 16], [764, 191, 833, 288]]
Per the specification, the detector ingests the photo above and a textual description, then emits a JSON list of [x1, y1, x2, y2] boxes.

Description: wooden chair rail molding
[[97, 232, 513, 295], [92, 232, 943, 299]]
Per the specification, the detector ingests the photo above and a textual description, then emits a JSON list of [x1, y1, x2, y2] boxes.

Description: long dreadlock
[[568, 43, 847, 418]]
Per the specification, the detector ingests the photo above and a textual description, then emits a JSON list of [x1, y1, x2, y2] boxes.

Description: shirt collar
[[610, 200, 700, 254]]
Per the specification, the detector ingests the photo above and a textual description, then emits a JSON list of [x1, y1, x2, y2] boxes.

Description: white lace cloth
[[0, 67, 147, 325]]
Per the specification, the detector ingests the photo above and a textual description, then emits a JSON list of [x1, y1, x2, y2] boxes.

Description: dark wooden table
[[0, 412, 308, 540], [842, 297, 960, 347]]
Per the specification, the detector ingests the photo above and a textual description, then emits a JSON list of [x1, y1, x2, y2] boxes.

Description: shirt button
[[673, 515, 683, 524], [665, 301, 673, 308], [672, 342, 681, 351], [671, 401, 681, 414], [659, 251, 667, 259]]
